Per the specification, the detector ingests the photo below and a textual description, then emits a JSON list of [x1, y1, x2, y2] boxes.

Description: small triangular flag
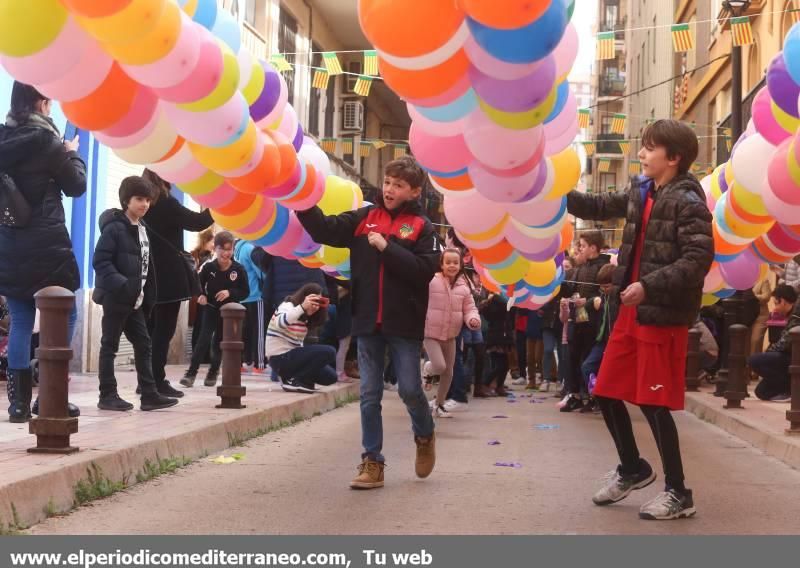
[[578, 108, 591, 128], [371, 140, 387, 149], [269, 54, 292, 72], [359, 142, 371, 157], [341, 138, 354, 155], [363, 50, 379, 76], [312, 69, 330, 90], [671, 23, 695, 52], [610, 113, 627, 134], [323, 52, 343, 75], [393, 144, 408, 159], [731, 16, 753, 47], [597, 31, 615, 60], [320, 138, 337, 153], [354, 75, 373, 97]]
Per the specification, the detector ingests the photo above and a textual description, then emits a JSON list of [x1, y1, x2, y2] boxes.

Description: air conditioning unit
[[343, 100, 364, 132]]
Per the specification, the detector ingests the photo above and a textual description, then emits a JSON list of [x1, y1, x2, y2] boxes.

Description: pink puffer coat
[[424, 273, 481, 341]]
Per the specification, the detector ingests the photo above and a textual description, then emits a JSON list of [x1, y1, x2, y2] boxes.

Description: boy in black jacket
[[297, 157, 439, 490], [93, 177, 179, 412], [181, 231, 249, 387]]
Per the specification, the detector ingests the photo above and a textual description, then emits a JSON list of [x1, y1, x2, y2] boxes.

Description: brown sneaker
[[350, 457, 385, 489], [414, 432, 436, 478]]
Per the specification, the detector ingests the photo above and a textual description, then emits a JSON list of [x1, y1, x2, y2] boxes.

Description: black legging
[[568, 323, 595, 395], [147, 301, 181, 384], [464, 343, 485, 386], [596, 396, 687, 492], [485, 351, 509, 389]]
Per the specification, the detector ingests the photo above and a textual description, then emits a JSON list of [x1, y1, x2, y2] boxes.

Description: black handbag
[[0, 171, 30, 228], [148, 226, 202, 297]]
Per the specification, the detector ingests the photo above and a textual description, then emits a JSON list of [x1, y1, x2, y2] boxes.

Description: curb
[[684, 392, 800, 470], [0, 383, 360, 531]]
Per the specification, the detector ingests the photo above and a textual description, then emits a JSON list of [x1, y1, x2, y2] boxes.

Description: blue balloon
[[783, 23, 800, 85], [525, 198, 567, 229], [467, 0, 569, 64], [713, 288, 736, 299], [423, 165, 469, 178], [414, 89, 478, 122], [545, 81, 570, 124], [192, 0, 218, 30], [251, 205, 290, 247], [211, 9, 242, 54]]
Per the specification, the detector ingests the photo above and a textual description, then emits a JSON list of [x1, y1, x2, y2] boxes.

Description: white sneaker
[[384, 382, 397, 392], [429, 398, 437, 410], [443, 399, 465, 412], [512, 377, 527, 386], [433, 404, 453, 419]]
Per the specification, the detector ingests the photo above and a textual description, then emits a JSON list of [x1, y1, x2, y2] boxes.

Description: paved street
[[29, 387, 800, 535]]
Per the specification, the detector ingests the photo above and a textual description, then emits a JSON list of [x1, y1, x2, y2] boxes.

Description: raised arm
[[566, 190, 629, 221], [296, 206, 362, 248]]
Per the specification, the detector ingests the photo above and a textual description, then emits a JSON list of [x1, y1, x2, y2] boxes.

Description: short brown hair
[[142, 168, 171, 203], [119, 176, 157, 210], [214, 230, 235, 249], [384, 156, 426, 189], [641, 119, 699, 175], [597, 263, 615, 285], [579, 230, 605, 252]]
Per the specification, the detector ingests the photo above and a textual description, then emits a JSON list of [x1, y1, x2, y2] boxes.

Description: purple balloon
[[767, 53, 800, 118], [719, 249, 761, 290], [718, 164, 729, 193], [518, 237, 562, 262], [468, 57, 557, 113], [292, 123, 304, 152], [514, 162, 549, 203], [249, 63, 282, 122], [294, 230, 320, 257]]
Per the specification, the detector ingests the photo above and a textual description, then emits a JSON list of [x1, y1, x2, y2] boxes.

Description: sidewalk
[[0, 366, 359, 531], [685, 384, 800, 470]]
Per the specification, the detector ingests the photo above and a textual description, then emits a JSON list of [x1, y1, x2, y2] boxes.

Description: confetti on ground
[[494, 462, 522, 468], [491, 415, 508, 419], [488, 440, 501, 445], [534, 424, 560, 430], [529, 398, 544, 404], [507, 399, 518, 403]]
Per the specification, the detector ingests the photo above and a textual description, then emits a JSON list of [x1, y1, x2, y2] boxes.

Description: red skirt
[[594, 305, 689, 410]]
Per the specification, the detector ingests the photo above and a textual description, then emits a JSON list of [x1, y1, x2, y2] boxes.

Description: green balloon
[[567, 0, 575, 21]]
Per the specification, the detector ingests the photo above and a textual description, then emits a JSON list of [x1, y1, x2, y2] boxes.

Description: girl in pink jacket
[[423, 249, 481, 418]]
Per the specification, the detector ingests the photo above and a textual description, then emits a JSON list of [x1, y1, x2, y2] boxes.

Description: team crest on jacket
[[399, 223, 414, 239], [230, 271, 238, 281]]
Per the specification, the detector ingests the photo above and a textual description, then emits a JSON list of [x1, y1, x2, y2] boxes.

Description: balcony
[[241, 21, 267, 61], [599, 75, 626, 97], [597, 133, 624, 154]]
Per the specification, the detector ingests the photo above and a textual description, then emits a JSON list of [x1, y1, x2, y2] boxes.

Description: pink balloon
[[464, 108, 543, 170], [752, 87, 791, 145], [257, 70, 289, 128], [282, 167, 325, 211], [511, 192, 564, 226], [0, 17, 91, 86], [263, 211, 304, 257], [298, 137, 331, 179], [94, 106, 162, 149], [36, 42, 113, 103], [718, 249, 762, 290], [261, 161, 302, 200], [504, 224, 561, 261], [409, 123, 472, 174], [192, 182, 240, 208], [765, 222, 800, 254], [407, 103, 469, 137], [276, 104, 299, 140], [477, 136, 545, 178], [444, 192, 506, 234], [544, 113, 578, 156], [239, 198, 277, 234], [470, 161, 543, 202], [163, 92, 248, 146], [405, 74, 471, 108], [463, 36, 543, 81], [153, 39, 222, 103], [123, 14, 203, 89], [552, 23, 579, 80], [703, 263, 724, 293], [99, 86, 159, 138]]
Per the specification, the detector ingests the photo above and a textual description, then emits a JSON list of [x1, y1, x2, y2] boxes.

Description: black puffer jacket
[[297, 198, 439, 340], [567, 174, 714, 326], [92, 209, 156, 313], [562, 254, 611, 301], [0, 115, 86, 299], [143, 193, 213, 303]]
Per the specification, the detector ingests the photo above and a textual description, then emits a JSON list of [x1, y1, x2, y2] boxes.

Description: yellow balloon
[[189, 121, 258, 173], [772, 100, 800, 134], [477, 86, 558, 130], [177, 40, 240, 112], [710, 164, 724, 200], [178, 171, 224, 196], [240, 51, 266, 105], [547, 148, 581, 198], [459, 215, 509, 241], [212, 195, 264, 230], [318, 176, 356, 215], [76, 0, 167, 45], [103, 0, 181, 65], [0, 0, 68, 57], [489, 254, 529, 285], [701, 293, 719, 307], [181, 0, 198, 17], [729, 181, 770, 218], [524, 260, 557, 288], [722, 200, 773, 239], [113, 114, 179, 165], [320, 245, 349, 266]]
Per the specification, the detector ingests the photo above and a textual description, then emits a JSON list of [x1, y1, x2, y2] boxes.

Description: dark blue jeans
[[6, 296, 77, 370], [269, 344, 337, 386], [357, 332, 434, 463], [581, 341, 606, 393], [446, 334, 468, 403], [749, 351, 790, 400]]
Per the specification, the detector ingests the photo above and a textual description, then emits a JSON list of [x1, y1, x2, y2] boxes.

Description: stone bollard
[[28, 287, 78, 454], [714, 296, 743, 397], [685, 328, 702, 392], [724, 324, 749, 409], [786, 328, 800, 435], [217, 303, 246, 409]]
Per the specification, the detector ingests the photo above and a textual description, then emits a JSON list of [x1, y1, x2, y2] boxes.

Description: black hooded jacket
[[92, 209, 156, 313], [0, 116, 86, 299], [297, 197, 439, 340]]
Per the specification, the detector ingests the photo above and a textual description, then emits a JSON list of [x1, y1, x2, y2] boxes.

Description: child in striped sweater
[[266, 283, 337, 394]]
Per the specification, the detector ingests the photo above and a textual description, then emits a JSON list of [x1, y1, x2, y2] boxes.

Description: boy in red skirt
[[567, 120, 713, 520]]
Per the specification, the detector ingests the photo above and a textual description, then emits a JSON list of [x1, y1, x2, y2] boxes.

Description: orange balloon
[[265, 130, 298, 187], [61, 63, 138, 131], [458, 0, 551, 30], [104, 0, 181, 65], [154, 136, 185, 164], [431, 171, 473, 191], [712, 223, 748, 256], [282, 164, 318, 205], [60, 0, 133, 18], [752, 238, 789, 263], [727, 185, 772, 225], [213, 191, 256, 216], [471, 240, 515, 265], [379, 50, 469, 100], [560, 220, 574, 250], [228, 137, 282, 194], [358, 0, 464, 57]]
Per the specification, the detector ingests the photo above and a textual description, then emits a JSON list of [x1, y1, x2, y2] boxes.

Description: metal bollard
[[685, 328, 702, 392], [28, 287, 78, 454], [786, 328, 800, 435], [714, 296, 743, 397], [217, 303, 246, 409], [724, 324, 749, 409]]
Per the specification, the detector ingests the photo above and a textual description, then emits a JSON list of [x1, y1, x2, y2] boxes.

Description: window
[[600, 173, 616, 193], [244, 0, 257, 27], [344, 61, 363, 94], [604, 4, 618, 29], [307, 47, 322, 136], [324, 75, 336, 137], [278, 7, 297, 106]]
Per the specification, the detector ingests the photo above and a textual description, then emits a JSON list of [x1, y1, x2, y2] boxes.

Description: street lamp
[[723, 0, 751, 143]]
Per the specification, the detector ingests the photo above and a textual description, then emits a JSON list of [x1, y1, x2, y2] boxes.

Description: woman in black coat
[[141, 169, 213, 397], [0, 82, 86, 422]]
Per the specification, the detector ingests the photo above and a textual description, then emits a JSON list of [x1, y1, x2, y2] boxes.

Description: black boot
[[140, 391, 179, 411], [32, 397, 80, 418], [7, 368, 33, 423], [204, 368, 219, 387]]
